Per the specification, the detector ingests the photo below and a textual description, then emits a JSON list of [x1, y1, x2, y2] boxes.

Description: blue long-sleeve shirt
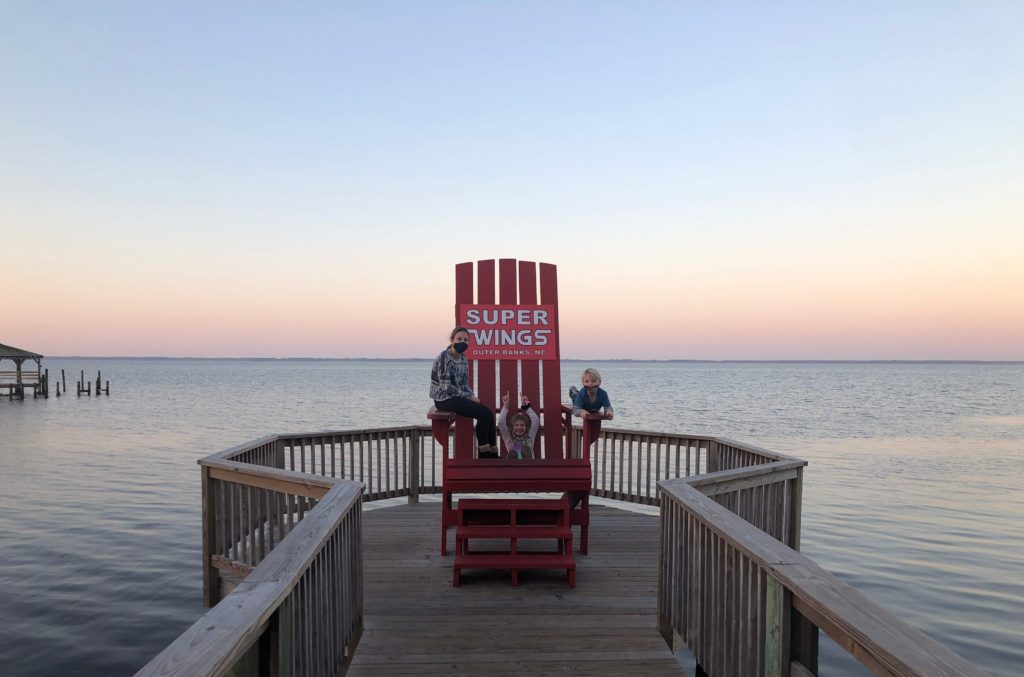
[[572, 386, 613, 417]]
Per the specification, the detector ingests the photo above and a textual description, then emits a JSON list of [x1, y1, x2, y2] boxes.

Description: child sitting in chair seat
[[498, 392, 540, 459]]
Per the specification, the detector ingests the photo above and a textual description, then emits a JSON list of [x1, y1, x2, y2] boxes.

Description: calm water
[[1, 359, 1022, 676]]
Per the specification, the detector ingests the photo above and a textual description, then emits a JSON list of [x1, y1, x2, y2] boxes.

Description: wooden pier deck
[[349, 500, 683, 676], [140, 429, 988, 677]]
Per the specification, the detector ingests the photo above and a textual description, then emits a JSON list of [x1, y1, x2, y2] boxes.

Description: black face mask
[[454, 341, 469, 353]]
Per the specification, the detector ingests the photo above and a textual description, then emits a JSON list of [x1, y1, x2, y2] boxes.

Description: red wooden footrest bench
[[440, 460, 593, 556], [453, 498, 575, 587]]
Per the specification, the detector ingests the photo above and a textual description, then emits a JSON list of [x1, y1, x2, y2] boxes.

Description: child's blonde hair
[[582, 368, 602, 383]]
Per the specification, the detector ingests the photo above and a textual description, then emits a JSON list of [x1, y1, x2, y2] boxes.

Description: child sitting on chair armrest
[[572, 368, 613, 420], [498, 392, 540, 459]]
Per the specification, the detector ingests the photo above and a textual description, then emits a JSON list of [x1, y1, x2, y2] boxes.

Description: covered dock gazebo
[[0, 342, 45, 398]]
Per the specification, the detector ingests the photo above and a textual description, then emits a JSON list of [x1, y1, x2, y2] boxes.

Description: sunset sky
[[2, 3, 1022, 360]]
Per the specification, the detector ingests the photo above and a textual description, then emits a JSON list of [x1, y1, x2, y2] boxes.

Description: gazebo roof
[[0, 343, 44, 360]]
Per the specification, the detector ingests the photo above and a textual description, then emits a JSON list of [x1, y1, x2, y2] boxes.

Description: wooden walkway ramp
[[349, 501, 682, 676]]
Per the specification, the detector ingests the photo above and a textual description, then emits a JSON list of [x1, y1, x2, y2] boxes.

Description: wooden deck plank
[[349, 502, 682, 676]]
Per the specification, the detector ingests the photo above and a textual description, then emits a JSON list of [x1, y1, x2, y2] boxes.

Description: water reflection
[[0, 359, 1021, 676]]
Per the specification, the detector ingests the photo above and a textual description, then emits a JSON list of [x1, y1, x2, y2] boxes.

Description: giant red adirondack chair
[[428, 259, 607, 556]]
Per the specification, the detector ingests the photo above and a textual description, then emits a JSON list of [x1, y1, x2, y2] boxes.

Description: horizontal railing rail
[[199, 458, 336, 603], [657, 480, 985, 677], [253, 426, 798, 511], [278, 430, 418, 502], [714, 435, 798, 468], [0, 371, 41, 382], [213, 428, 425, 502], [143, 424, 978, 677], [590, 430, 713, 505], [687, 459, 806, 550], [137, 479, 363, 677], [579, 427, 794, 507]]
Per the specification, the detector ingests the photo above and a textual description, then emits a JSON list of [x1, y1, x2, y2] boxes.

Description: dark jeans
[[434, 397, 496, 447]]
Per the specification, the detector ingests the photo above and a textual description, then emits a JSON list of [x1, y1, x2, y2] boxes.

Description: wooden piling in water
[[3, 362, 109, 400]]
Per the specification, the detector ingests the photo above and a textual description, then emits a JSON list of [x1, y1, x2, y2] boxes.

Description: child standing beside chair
[[572, 367, 614, 420], [498, 392, 540, 459]]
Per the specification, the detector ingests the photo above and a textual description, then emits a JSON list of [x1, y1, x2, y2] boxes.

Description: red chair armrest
[[427, 407, 457, 448], [427, 406, 457, 423]]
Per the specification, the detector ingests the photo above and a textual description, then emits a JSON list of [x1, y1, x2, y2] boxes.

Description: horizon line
[[40, 356, 1024, 365]]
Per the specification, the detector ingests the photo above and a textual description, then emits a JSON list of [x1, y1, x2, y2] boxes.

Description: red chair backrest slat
[[453, 258, 564, 460], [453, 262, 476, 459]]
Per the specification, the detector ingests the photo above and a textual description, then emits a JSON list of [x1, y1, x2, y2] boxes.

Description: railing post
[[274, 438, 287, 470], [708, 439, 720, 473], [562, 408, 576, 459], [765, 574, 792, 677], [656, 496, 681, 652], [201, 464, 220, 607], [224, 643, 258, 677], [408, 429, 420, 504], [789, 466, 803, 551], [791, 610, 819, 676], [276, 597, 293, 676]]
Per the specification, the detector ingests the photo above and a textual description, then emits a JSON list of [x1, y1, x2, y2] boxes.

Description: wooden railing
[[589, 430, 714, 505], [139, 424, 980, 677], [207, 428, 431, 501], [136, 438, 365, 677], [199, 459, 335, 605], [713, 436, 789, 471], [277, 429, 423, 502], [0, 370, 40, 384], [657, 473, 985, 677]]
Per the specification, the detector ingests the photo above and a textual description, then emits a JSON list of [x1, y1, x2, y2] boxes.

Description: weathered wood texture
[[657, 480, 987, 677], [209, 427, 798, 513], [689, 460, 806, 550], [257, 429, 423, 502], [137, 481, 364, 677], [591, 432, 712, 505], [147, 427, 982, 676], [347, 502, 682, 676], [200, 460, 331, 606]]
